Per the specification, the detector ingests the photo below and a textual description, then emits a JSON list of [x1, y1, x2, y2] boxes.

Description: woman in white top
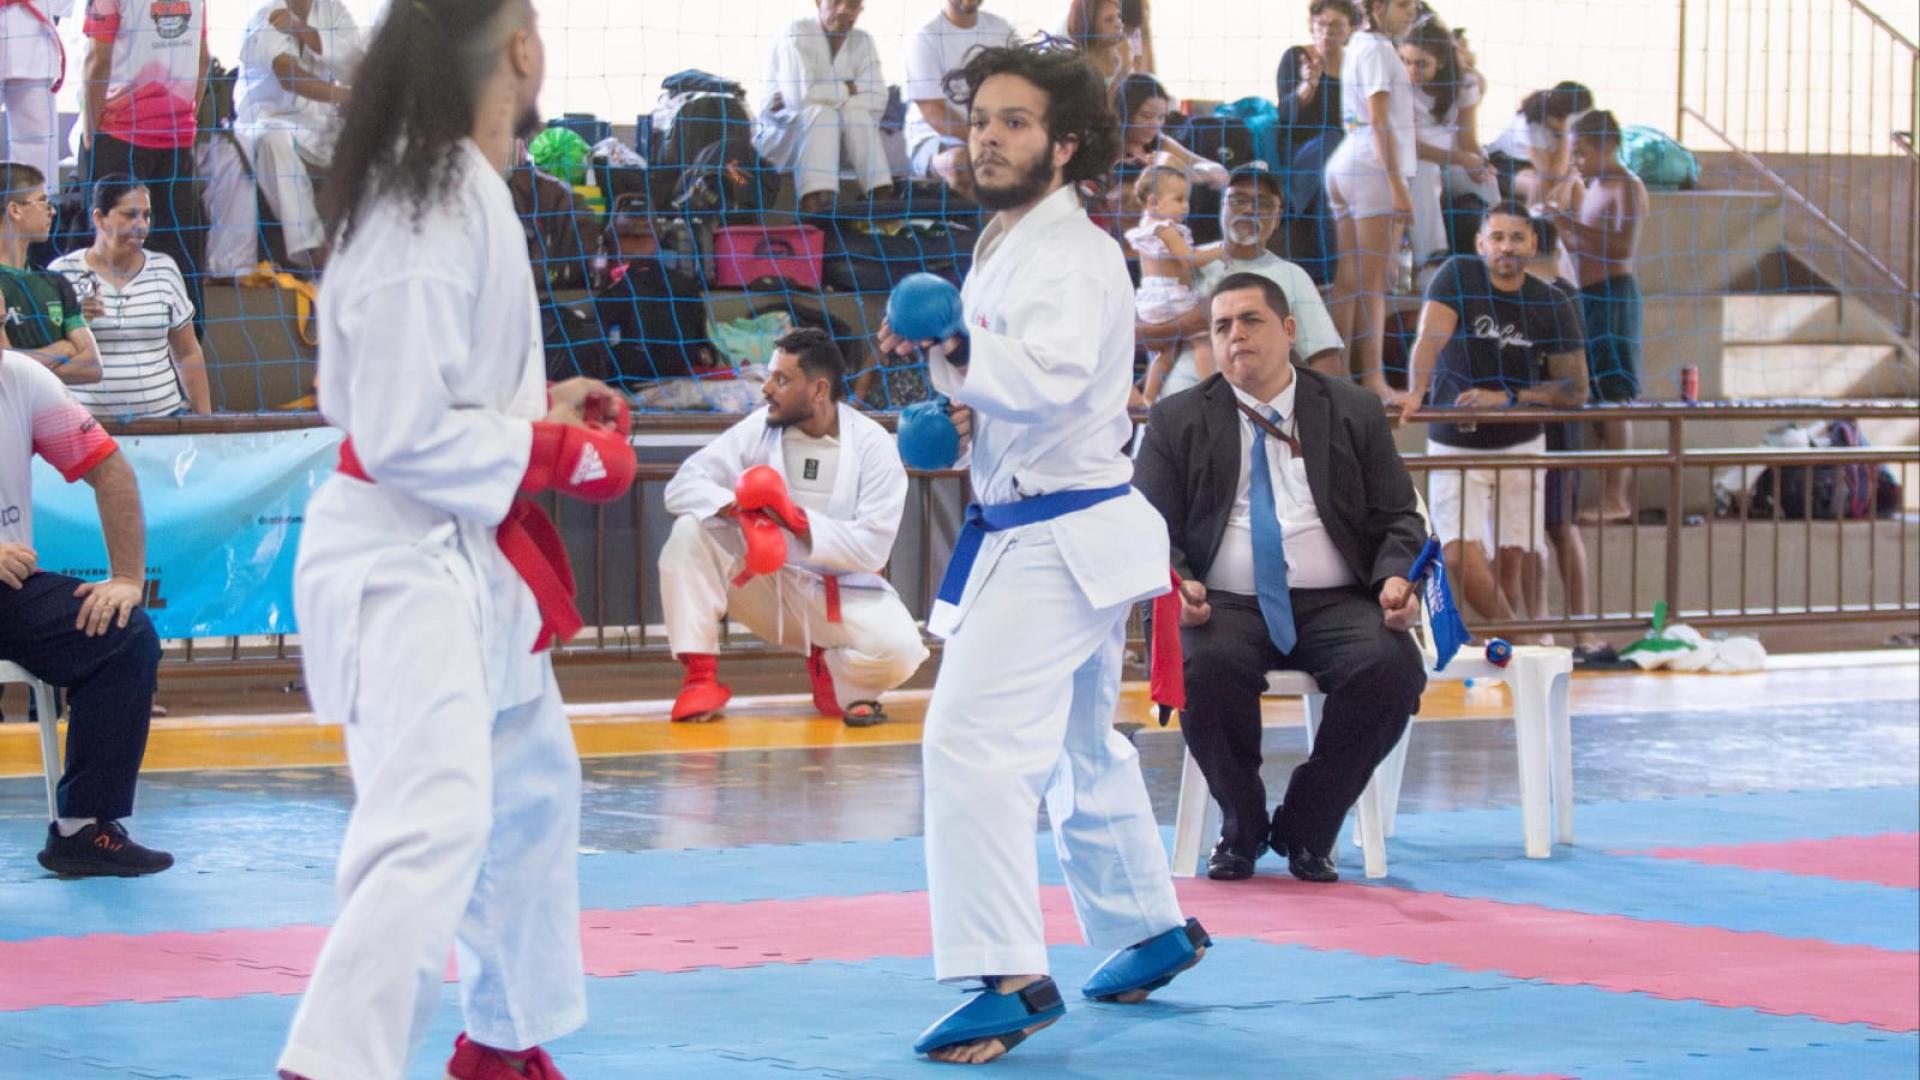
[[1064, 0, 1149, 91], [1485, 81, 1595, 208], [1399, 16, 1496, 265], [1323, 0, 1419, 400], [50, 176, 211, 419]]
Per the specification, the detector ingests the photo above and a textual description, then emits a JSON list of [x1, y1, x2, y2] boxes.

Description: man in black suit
[[1134, 272, 1428, 882]]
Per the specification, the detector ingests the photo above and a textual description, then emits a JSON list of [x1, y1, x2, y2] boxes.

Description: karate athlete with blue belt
[[878, 42, 1208, 1066]]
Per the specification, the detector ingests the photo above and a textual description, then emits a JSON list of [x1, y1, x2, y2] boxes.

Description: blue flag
[[1407, 536, 1470, 672]]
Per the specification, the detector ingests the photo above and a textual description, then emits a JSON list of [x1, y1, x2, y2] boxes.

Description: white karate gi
[[234, 0, 363, 260], [752, 17, 891, 200], [0, 0, 70, 193], [922, 184, 1186, 983], [278, 140, 585, 1080], [660, 403, 927, 706]]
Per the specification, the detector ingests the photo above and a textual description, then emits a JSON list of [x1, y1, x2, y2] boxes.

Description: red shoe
[[672, 653, 731, 722], [448, 1033, 565, 1080], [806, 646, 842, 718]]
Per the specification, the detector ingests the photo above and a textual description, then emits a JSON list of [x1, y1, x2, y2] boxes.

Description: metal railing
[[1677, 0, 1920, 337], [127, 400, 1919, 674]]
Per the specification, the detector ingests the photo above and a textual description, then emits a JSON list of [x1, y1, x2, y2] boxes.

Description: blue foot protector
[[913, 976, 1067, 1056], [1081, 918, 1211, 1002]]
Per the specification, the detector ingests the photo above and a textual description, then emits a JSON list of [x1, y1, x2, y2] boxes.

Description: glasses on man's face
[[1225, 194, 1277, 215]]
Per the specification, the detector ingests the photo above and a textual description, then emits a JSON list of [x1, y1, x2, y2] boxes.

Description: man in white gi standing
[[659, 326, 927, 726], [275, 3, 636, 1079], [879, 41, 1207, 1066]]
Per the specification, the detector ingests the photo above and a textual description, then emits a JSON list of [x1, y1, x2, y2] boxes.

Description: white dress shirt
[[1204, 378, 1359, 595]]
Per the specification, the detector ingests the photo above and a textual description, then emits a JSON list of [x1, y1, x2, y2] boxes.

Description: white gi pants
[[752, 104, 891, 200], [235, 122, 336, 259], [922, 526, 1185, 982], [658, 514, 927, 706], [1, 80, 59, 194], [278, 558, 586, 1080]]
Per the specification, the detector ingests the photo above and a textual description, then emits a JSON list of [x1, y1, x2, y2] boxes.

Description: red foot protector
[[449, 1033, 564, 1080], [672, 653, 731, 722]]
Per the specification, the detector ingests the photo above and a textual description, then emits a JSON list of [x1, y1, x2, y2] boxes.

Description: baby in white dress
[[1125, 166, 1223, 403]]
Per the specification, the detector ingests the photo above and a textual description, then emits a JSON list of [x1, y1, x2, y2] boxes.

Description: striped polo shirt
[[48, 249, 195, 419]]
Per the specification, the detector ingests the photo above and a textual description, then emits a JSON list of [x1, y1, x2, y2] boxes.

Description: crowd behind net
[[14, 0, 1918, 417]]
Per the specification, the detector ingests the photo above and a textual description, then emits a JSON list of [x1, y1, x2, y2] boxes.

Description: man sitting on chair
[[660, 328, 927, 726], [1133, 273, 1427, 883]]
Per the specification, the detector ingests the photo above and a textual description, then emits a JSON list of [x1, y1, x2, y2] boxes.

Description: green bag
[[1618, 125, 1698, 190], [528, 127, 594, 185]]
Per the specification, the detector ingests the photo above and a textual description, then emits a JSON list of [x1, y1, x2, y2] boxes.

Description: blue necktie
[[1248, 407, 1297, 654]]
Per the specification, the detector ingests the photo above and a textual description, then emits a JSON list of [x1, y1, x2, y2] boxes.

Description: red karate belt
[[1149, 568, 1186, 726], [0, 0, 66, 91], [336, 438, 582, 653]]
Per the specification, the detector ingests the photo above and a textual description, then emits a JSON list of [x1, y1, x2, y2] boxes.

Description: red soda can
[[1680, 365, 1700, 404]]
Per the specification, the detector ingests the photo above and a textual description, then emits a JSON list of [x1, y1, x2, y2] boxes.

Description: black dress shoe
[[1206, 843, 1257, 881], [1286, 849, 1339, 884]]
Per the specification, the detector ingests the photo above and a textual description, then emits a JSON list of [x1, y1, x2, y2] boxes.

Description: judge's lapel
[[1293, 369, 1334, 514], [1201, 375, 1241, 495]]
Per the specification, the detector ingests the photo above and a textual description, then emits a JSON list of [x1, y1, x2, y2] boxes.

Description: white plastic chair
[[0, 660, 63, 818], [1167, 501, 1576, 880]]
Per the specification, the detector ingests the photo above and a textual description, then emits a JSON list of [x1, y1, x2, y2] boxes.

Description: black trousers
[[0, 572, 160, 819], [86, 135, 206, 335], [1179, 587, 1426, 860]]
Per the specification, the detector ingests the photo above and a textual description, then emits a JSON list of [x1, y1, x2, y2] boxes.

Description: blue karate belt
[[934, 484, 1132, 607]]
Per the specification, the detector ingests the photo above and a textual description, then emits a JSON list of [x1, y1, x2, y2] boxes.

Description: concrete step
[[1722, 293, 1909, 347], [1720, 343, 1917, 399]]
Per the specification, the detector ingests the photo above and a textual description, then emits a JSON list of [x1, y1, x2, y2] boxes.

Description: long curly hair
[[322, 0, 528, 245], [943, 42, 1123, 188]]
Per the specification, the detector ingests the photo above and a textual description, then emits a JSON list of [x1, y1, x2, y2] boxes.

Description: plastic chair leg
[[1170, 746, 1218, 878], [1547, 668, 1575, 845], [1508, 656, 1558, 859], [36, 681, 60, 819]]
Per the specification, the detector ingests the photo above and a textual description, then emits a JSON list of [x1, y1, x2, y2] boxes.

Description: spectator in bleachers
[[1111, 73, 1227, 225], [903, 0, 1017, 196], [0, 162, 102, 386], [1399, 16, 1494, 270], [754, 0, 894, 215], [233, 0, 364, 272], [1546, 109, 1647, 526], [1400, 203, 1589, 633], [1274, 0, 1358, 284], [0, 0, 71, 196], [0, 349, 171, 877], [1485, 81, 1593, 208], [1129, 165, 1221, 403], [1138, 161, 1342, 399], [1063, 0, 1149, 91], [79, 0, 208, 332], [1324, 0, 1419, 401], [49, 176, 210, 417]]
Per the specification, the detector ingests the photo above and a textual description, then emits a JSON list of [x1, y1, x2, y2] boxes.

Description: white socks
[[55, 817, 97, 837]]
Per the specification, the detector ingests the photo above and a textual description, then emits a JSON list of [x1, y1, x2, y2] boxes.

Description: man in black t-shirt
[[1401, 202, 1588, 629]]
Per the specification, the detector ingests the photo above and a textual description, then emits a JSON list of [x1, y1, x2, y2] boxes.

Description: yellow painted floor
[[3, 659, 1915, 779]]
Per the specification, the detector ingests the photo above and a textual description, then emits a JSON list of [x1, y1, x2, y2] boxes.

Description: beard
[[973, 142, 1058, 212], [514, 104, 543, 141]]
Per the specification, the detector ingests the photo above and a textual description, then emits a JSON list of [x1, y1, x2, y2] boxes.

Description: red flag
[[1149, 568, 1185, 724]]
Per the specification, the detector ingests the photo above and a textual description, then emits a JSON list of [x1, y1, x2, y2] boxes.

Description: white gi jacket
[[756, 17, 886, 122], [297, 140, 549, 720], [663, 403, 905, 596], [928, 184, 1171, 636]]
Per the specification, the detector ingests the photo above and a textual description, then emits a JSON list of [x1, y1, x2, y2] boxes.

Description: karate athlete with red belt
[[659, 327, 927, 726], [274, 3, 633, 1079]]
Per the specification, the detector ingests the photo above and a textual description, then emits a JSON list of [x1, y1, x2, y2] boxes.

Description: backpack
[[1213, 97, 1281, 173], [671, 139, 771, 222], [1823, 417, 1880, 520], [1618, 125, 1699, 190], [650, 92, 755, 211], [593, 261, 716, 378], [508, 164, 601, 292]]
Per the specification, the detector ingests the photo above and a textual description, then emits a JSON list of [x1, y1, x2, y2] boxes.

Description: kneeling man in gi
[[660, 327, 928, 725]]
